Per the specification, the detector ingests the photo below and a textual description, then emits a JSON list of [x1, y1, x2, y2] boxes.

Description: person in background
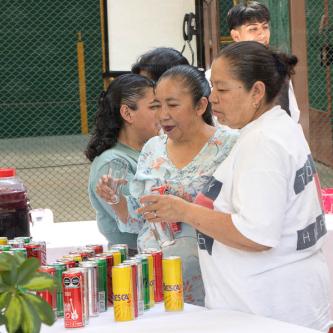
[[97, 65, 239, 306], [207, 1, 300, 122], [132, 47, 189, 81], [139, 41, 330, 332], [85, 74, 159, 256]]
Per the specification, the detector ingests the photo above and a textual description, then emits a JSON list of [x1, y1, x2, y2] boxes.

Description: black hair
[[85, 74, 154, 161], [131, 47, 189, 82], [227, 1, 270, 32], [219, 41, 298, 104], [157, 65, 213, 126]]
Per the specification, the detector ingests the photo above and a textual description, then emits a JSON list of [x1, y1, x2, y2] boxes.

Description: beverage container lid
[[0, 168, 16, 178]]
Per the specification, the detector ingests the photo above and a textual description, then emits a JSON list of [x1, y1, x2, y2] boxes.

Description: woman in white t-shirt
[[139, 41, 330, 332]]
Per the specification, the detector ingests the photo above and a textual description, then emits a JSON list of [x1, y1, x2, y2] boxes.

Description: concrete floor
[[1, 134, 333, 222]]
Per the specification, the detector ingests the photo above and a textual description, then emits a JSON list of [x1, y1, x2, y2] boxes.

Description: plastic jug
[[0, 168, 31, 238]]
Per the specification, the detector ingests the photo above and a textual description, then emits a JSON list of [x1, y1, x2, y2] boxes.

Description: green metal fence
[[0, 0, 103, 221]]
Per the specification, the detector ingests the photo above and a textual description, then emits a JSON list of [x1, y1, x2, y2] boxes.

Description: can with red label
[[57, 258, 76, 269], [37, 266, 57, 314], [24, 242, 42, 264], [86, 244, 104, 255], [78, 247, 95, 259], [62, 270, 86, 328], [143, 248, 163, 302]]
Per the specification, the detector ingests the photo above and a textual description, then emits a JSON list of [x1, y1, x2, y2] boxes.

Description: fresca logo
[[113, 294, 130, 301], [163, 284, 181, 292], [63, 276, 80, 288]]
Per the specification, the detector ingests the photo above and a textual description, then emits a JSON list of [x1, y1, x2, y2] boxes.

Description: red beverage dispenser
[[0, 168, 31, 238]]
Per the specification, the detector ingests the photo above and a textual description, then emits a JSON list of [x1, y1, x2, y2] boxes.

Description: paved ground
[[1, 134, 333, 222]]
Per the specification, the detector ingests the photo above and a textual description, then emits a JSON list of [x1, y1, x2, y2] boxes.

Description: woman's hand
[[137, 194, 189, 223], [96, 175, 127, 205]]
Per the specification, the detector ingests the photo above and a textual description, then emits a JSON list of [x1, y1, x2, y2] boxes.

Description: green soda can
[[110, 245, 127, 262], [135, 254, 150, 310], [0, 245, 12, 251], [14, 236, 31, 244], [94, 257, 108, 312], [49, 262, 66, 317]]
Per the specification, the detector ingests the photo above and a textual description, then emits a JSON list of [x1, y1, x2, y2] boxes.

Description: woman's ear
[[252, 81, 266, 105], [120, 105, 133, 124], [195, 97, 209, 117]]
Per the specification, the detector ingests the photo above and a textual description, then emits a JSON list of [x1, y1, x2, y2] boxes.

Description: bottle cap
[[0, 168, 16, 178]]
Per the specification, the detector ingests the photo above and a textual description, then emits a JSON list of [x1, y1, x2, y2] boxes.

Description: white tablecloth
[[30, 220, 108, 263], [41, 302, 321, 333]]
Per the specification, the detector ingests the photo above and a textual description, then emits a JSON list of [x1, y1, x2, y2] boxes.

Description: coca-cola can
[[37, 266, 57, 315]]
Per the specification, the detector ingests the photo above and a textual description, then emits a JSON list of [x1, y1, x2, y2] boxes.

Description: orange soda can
[[162, 256, 183, 311], [112, 264, 134, 321]]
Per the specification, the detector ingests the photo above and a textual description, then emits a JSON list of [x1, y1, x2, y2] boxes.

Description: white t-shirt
[[196, 106, 330, 331]]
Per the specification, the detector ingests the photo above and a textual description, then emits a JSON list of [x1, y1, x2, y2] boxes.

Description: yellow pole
[[100, 0, 108, 90], [77, 32, 89, 134]]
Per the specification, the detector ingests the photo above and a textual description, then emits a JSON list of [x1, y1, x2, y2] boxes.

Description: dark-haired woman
[[139, 42, 330, 331], [131, 47, 189, 82], [85, 74, 159, 255], [97, 65, 238, 306]]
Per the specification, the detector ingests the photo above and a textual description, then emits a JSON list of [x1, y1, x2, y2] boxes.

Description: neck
[[118, 127, 144, 152], [253, 101, 275, 121]]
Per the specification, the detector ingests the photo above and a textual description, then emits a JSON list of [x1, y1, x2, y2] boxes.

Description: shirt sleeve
[[229, 132, 290, 247]]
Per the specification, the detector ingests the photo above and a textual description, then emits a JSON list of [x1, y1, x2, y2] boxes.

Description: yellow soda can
[[0, 237, 8, 245], [112, 264, 134, 321], [162, 256, 183, 311], [108, 249, 122, 266], [145, 253, 155, 309]]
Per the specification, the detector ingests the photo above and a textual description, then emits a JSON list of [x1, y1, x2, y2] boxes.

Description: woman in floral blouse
[[97, 65, 238, 305]]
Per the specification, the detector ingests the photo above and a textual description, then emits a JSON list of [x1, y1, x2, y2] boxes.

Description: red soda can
[[143, 248, 163, 302], [24, 242, 42, 264], [123, 260, 138, 317], [86, 244, 104, 255], [57, 258, 76, 269], [63, 270, 85, 328], [37, 266, 57, 314], [37, 241, 47, 265], [76, 248, 93, 261], [98, 253, 114, 307]]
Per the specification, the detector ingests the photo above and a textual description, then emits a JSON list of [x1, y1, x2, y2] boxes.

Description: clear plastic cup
[[107, 158, 129, 205]]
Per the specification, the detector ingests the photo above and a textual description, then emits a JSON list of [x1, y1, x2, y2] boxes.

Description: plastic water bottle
[[0, 168, 31, 238]]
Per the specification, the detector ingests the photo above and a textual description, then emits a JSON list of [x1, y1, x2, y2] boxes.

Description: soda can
[[62, 270, 86, 328], [144, 253, 155, 309], [131, 257, 144, 315], [135, 254, 150, 310], [108, 249, 121, 266], [0, 245, 12, 251], [162, 256, 183, 312], [57, 258, 76, 269], [37, 266, 57, 315], [8, 239, 23, 248], [143, 248, 163, 302], [112, 264, 134, 321], [14, 236, 31, 244], [123, 259, 138, 317], [24, 242, 42, 264], [11, 247, 27, 258], [68, 251, 83, 264], [93, 257, 108, 312], [86, 244, 104, 255], [79, 261, 99, 317], [49, 262, 66, 317], [98, 253, 114, 307], [0, 237, 8, 245], [36, 241, 47, 265], [76, 248, 93, 261], [110, 245, 127, 262], [112, 244, 128, 257]]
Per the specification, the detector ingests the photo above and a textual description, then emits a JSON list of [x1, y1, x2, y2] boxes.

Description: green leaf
[[5, 295, 22, 333], [18, 294, 41, 333], [1, 254, 18, 286], [0, 291, 11, 310], [13, 252, 27, 266], [22, 293, 56, 326], [0, 312, 6, 325], [0, 253, 14, 272], [16, 258, 40, 285], [21, 274, 55, 291]]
